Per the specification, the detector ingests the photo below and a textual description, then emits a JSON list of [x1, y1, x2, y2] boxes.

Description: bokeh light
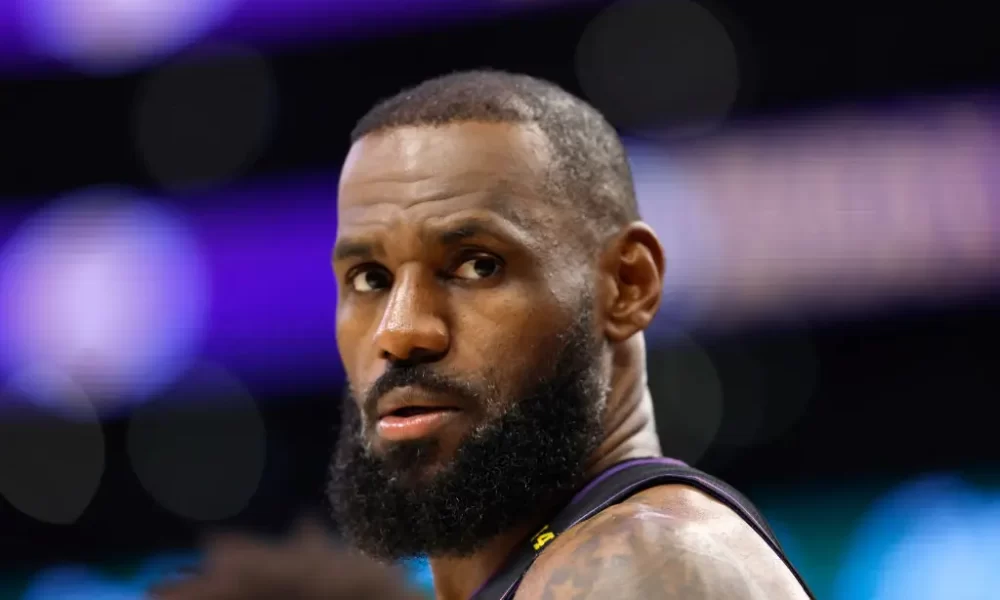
[[0, 380, 104, 524], [19, 0, 239, 74], [645, 329, 724, 465], [835, 474, 1000, 600], [133, 45, 278, 190], [21, 565, 133, 600], [627, 141, 724, 330], [21, 552, 200, 600], [576, 0, 743, 139], [401, 558, 435, 598], [127, 363, 266, 521], [0, 188, 209, 416], [707, 319, 817, 449]]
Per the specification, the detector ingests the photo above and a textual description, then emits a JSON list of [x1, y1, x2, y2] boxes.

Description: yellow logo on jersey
[[532, 525, 556, 551]]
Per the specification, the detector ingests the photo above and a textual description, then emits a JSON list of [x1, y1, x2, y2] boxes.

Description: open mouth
[[387, 406, 457, 418]]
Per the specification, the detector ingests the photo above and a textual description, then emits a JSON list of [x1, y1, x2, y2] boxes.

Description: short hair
[[350, 70, 639, 243]]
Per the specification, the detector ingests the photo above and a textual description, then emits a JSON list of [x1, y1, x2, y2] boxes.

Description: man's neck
[[428, 336, 662, 600], [426, 433, 659, 600], [427, 512, 548, 600]]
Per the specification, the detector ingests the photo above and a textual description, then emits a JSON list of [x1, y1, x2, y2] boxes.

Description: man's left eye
[[453, 257, 502, 280]]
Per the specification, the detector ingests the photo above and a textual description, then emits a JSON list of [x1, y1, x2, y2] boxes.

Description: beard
[[327, 303, 608, 561]]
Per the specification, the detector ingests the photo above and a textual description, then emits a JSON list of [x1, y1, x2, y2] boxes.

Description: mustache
[[361, 364, 481, 418]]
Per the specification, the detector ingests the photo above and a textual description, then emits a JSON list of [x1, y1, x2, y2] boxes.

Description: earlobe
[[602, 223, 666, 343]]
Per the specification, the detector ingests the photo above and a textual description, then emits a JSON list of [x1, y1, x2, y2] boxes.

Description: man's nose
[[372, 267, 449, 365]]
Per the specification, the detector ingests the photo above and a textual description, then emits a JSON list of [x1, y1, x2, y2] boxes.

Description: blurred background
[[0, 0, 998, 597]]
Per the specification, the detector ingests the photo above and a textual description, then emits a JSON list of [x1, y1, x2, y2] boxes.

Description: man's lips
[[374, 387, 462, 420], [377, 410, 461, 441], [372, 387, 463, 441]]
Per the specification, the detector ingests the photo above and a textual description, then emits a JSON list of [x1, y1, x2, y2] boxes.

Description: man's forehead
[[337, 123, 553, 228], [339, 122, 550, 194], [336, 180, 539, 237]]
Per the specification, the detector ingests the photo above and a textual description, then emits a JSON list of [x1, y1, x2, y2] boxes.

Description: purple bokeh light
[[19, 0, 240, 74], [0, 188, 208, 415], [3, 0, 586, 73], [182, 173, 344, 387]]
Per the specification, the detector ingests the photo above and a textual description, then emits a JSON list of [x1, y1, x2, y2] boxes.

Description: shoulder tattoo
[[516, 510, 772, 600]]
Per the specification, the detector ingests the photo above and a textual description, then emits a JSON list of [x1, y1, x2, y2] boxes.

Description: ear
[[599, 222, 666, 343]]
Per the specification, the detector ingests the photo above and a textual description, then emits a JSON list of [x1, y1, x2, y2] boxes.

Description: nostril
[[408, 347, 446, 363], [385, 347, 446, 366]]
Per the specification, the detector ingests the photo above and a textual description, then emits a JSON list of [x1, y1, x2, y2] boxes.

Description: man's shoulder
[[515, 484, 806, 600]]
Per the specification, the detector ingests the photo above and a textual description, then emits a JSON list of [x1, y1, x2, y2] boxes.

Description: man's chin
[[368, 433, 441, 462], [387, 461, 454, 490]]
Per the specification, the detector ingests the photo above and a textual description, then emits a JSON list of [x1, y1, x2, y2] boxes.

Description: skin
[[516, 485, 810, 599], [333, 122, 808, 600]]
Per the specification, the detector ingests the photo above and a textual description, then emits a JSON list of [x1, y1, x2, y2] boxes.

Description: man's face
[[328, 122, 608, 559]]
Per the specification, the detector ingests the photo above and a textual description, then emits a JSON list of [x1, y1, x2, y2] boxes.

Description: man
[[155, 71, 813, 599]]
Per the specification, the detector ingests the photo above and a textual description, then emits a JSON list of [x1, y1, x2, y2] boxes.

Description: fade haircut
[[350, 70, 640, 243]]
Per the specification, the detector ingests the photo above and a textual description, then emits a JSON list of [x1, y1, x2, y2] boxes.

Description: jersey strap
[[469, 457, 815, 600]]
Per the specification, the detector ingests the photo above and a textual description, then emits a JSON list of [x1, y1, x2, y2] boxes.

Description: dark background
[[0, 0, 997, 596]]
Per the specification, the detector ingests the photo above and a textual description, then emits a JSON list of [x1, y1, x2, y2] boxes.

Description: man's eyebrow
[[332, 239, 383, 262], [436, 221, 513, 246]]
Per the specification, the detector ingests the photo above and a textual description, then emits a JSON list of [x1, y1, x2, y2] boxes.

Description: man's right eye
[[350, 268, 392, 293]]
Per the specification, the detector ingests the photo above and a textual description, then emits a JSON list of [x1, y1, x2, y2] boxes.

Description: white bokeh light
[[19, 0, 239, 74], [0, 188, 209, 415]]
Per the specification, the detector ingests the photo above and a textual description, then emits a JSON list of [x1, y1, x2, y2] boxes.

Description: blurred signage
[[634, 100, 999, 328]]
